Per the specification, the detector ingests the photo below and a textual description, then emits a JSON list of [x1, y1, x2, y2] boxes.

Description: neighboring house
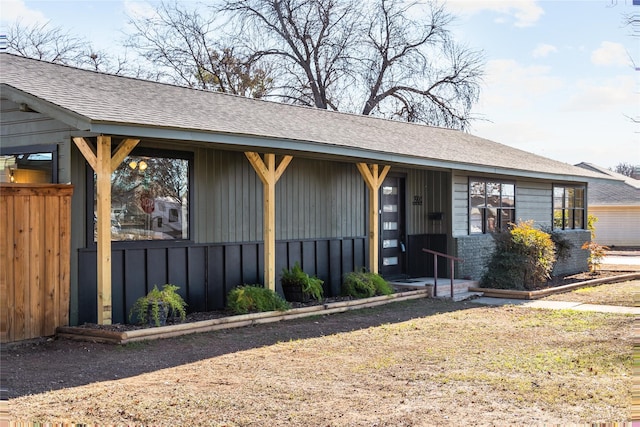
[[1, 53, 606, 326], [575, 162, 640, 247]]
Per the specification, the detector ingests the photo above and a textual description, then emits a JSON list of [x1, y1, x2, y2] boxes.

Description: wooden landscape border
[[469, 272, 640, 300], [57, 289, 431, 345]]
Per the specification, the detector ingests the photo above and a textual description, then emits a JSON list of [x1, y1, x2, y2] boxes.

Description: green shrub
[[369, 272, 394, 295], [280, 262, 324, 301], [342, 271, 376, 298], [543, 227, 573, 261], [342, 271, 393, 298], [227, 284, 290, 315], [481, 221, 556, 290], [129, 284, 187, 327]]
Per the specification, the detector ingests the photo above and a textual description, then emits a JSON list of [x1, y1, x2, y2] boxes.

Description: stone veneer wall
[[454, 229, 591, 281]]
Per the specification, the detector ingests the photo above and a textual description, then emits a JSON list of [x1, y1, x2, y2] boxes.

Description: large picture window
[[469, 179, 515, 234], [93, 148, 192, 242], [553, 185, 585, 230]]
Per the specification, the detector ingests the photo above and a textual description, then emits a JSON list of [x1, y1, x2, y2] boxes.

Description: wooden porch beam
[[110, 138, 140, 172], [95, 136, 113, 325], [356, 163, 391, 274], [245, 152, 293, 291], [72, 136, 140, 325], [72, 137, 97, 171]]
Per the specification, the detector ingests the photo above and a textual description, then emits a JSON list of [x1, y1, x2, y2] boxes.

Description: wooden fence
[[0, 184, 73, 343]]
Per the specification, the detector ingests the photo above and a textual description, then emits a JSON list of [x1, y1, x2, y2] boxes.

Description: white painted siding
[[590, 206, 640, 247]]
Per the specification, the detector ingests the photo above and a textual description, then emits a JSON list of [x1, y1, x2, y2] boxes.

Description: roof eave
[[87, 122, 590, 183], [1, 84, 92, 131]]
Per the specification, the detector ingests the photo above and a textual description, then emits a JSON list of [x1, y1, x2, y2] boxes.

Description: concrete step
[[430, 280, 479, 299], [451, 291, 484, 302], [391, 277, 480, 299]]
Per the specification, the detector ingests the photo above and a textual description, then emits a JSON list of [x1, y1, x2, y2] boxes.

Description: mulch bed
[[77, 270, 630, 334], [78, 295, 362, 333]]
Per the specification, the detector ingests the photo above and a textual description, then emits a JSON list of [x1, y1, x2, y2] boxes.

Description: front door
[[379, 176, 405, 278]]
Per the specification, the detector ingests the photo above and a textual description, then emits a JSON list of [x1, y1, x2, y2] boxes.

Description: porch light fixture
[[9, 168, 15, 183], [128, 160, 137, 169], [139, 161, 148, 171]]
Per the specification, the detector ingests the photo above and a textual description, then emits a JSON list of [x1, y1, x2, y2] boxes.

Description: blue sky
[[1, 0, 638, 169]]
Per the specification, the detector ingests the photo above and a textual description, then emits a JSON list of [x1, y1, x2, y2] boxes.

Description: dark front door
[[379, 176, 405, 278]]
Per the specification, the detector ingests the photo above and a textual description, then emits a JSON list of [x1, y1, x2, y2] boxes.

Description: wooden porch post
[[73, 136, 139, 325], [356, 163, 390, 274], [245, 152, 293, 291]]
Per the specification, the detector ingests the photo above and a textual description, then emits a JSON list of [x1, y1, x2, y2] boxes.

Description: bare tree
[[6, 19, 133, 75], [220, 0, 361, 109], [357, 0, 483, 128], [126, 1, 273, 97], [219, 0, 483, 129], [611, 162, 638, 178], [6, 19, 86, 64], [125, 0, 483, 129]]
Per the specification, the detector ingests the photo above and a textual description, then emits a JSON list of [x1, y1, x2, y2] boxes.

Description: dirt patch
[[4, 282, 635, 426]]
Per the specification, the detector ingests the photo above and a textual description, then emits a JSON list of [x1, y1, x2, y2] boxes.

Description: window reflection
[[1, 152, 54, 183], [94, 153, 190, 241]]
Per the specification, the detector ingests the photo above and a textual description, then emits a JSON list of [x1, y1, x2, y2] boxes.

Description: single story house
[[575, 162, 640, 247], [1, 53, 604, 327]]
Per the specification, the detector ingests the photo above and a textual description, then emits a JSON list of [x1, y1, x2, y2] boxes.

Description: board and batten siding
[[405, 169, 451, 236], [194, 149, 366, 243]]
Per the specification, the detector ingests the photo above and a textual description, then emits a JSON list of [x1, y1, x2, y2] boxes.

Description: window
[[0, 144, 58, 183], [92, 148, 192, 242], [469, 179, 515, 234], [553, 185, 585, 230]]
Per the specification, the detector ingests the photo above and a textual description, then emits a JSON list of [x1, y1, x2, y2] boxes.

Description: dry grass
[[7, 300, 633, 426], [541, 279, 638, 306]]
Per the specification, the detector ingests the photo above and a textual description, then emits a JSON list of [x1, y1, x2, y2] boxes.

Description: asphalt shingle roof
[[0, 53, 604, 180], [575, 163, 640, 205]]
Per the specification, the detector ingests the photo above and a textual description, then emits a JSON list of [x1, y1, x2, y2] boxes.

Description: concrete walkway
[[472, 297, 639, 315]]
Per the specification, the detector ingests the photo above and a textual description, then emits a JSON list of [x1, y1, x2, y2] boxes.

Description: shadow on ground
[[2, 297, 476, 399]]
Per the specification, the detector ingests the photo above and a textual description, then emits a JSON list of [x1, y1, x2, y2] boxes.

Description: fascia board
[[88, 122, 591, 183]]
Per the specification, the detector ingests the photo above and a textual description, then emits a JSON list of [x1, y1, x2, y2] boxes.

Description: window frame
[[85, 145, 194, 248], [468, 178, 516, 235], [0, 143, 58, 183], [552, 184, 586, 230]]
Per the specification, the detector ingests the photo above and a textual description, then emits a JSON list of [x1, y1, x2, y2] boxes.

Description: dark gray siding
[[194, 149, 366, 243], [277, 158, 365, 240], [405, 169, 451, 236], [0, 99, 74, 183]]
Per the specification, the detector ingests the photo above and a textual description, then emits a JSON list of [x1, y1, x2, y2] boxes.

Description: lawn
[[540, 279, 638, 306], [6, 292, 633, 426]]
